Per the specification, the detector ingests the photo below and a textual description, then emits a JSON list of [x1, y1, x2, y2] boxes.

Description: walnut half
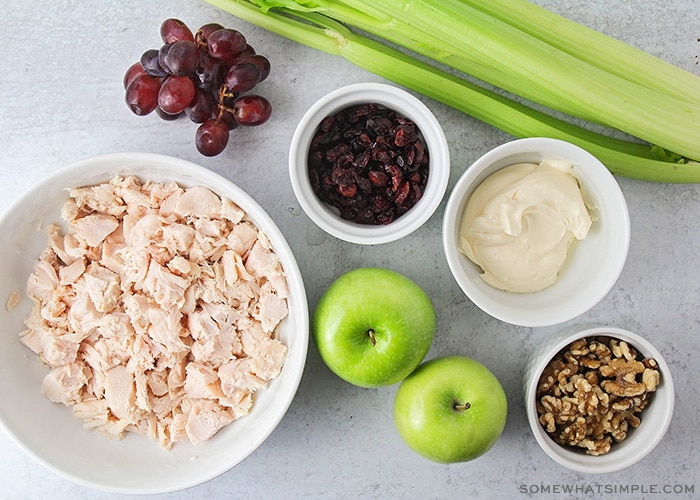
[[535, 336, 660, 456]]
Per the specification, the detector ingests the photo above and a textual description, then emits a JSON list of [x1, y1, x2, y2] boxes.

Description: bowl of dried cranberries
[[289, 82, 450, 245]]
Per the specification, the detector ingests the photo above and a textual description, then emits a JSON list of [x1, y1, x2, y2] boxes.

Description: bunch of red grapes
[[124, 18, 272, 157]]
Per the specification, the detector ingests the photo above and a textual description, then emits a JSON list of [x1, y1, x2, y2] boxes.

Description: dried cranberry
[[394, 124, 417, 147], [368, 170, 388, 187], [355, 150, 371, 169], [338, 183, 358, 198]]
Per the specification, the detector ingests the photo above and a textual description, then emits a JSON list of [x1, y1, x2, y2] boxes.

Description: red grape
[[193, 53, 225, 90], [197, 23, 224, 43], [224, 62, 261, 93], [233, 95, 272, 126], [158, 43, 173, 71], [141, 48, 167, 78], [163, 40, 199, 76], [196, 119, 230, 156], [125, 75, 162, 116], [185, 90, 216, 123], [235, 54, 270, 82], [207, 28, 247, 62], [158, 76, 196, 114], [160, 18, 194, 44], [235, 44, 256, 60], [124, 62, 147, 89]]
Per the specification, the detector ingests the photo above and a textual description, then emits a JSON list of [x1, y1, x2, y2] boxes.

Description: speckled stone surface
[[1, 1, 698, 498]]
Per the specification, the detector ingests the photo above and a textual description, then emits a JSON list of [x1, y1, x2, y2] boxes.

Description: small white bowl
[[442, 138, 630, 327], [0, 153, 309, 494], [289, 82, 450, 245], [524, 326, 674, 474]]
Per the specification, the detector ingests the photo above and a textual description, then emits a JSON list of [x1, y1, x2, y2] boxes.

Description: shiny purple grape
[[233, 95, 272, 126], [124, 62, 147, 89], [158, 76, 195, 114], [196, 119, 230, 156], [160, 18, 194, 44], [196, 22, 224, 43], [235, 54, 270, 82], [185, 90, 216, 123], [162, 40, 199, 76], [125, 75, 162, 116], [193, 53, 225, 90], [140, 48, 167, 78], [224, 62, 261, 93], [207, 28, 247, 62]]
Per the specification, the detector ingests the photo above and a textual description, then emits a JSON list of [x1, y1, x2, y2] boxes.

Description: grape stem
[[194, 30, 208, 51], [216, 83, 238, 121]]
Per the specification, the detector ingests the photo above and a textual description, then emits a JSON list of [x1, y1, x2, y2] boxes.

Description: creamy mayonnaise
[[458, 159, 593, 293]]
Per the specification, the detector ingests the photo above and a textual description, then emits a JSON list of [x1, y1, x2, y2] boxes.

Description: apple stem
[[367, 329, 377, 346], [453, 402, 471, 412]]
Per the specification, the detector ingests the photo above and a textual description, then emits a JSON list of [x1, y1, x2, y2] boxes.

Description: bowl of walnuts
[[524, 325, 674, 473]]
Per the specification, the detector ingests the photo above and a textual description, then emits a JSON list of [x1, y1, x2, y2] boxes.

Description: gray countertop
[[1, 0, 698, 498]]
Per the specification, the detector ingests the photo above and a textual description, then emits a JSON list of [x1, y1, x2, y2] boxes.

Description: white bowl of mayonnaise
[[442, 138, 630, 327]]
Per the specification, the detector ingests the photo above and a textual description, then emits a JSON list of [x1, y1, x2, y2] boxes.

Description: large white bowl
[[289, 82, 450, 245], [443, 138, 630, 327], [524, 326, 674, 474], [0, 153, 309, 494]]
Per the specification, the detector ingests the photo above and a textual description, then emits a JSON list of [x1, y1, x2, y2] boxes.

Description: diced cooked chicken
[[26, 259, 59, 302], [70, 213, 120, 247], [222, 197, 245, 224], [250, 338, 288, 381], [46, 223, 76, 266], [103, 364, 137, 421], [217, 388, 252, 419], [81, 263, 121, 313], [219, 358, 267, 395], [175, 186, 222, 219], [185, 399, 235, 445], [59, 258, 86, 286], [227, 221, 259, 256], [21, 175, 289, 449], [42, 362, 89, 406], [255, 282, 289, 333], [142, 260, 189, 310], [148, 307, 188, 353], [69, 181, 127, 218], [40, 332, 81, 366], [73, 398, 110, 429], [184, 362, 222, 400]]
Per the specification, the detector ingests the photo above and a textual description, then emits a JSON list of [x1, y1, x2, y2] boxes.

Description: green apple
[[393, 356, 508, 463], [312, 267, 436, 388]]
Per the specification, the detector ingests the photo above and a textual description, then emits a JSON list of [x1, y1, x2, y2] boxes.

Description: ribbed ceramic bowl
[[524, 326, 674, 474], [443, 138, 630, 327], [0, 153, 309, 494], [289, 82, 450, 245]]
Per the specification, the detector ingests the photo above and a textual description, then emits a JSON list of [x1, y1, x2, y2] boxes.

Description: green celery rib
[[457, 0, 700, 103], [308, 0, 700, 162], [204, 0, 700, 182]]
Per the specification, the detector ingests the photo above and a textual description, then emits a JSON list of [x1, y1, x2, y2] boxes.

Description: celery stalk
[[257, 0, 700, 162], [205, 0, 700, 182], [459, 0, 700, 102]]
